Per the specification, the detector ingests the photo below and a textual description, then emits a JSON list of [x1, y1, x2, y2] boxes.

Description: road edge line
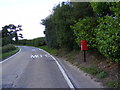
[[39, 48, 75, 89], [0, 48, 21, 63]]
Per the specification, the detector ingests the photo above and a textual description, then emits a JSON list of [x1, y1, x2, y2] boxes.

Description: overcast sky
[[0, 0, 69, 39]]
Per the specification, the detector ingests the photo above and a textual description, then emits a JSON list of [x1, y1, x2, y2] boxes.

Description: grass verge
[[80, 66, 107, 79], [38, 45, 58, 56], [105, 80, 120, 89], [1, 47, 19, 61]]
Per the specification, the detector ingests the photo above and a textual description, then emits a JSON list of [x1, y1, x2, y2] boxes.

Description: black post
[[83, 50, 86, 62]]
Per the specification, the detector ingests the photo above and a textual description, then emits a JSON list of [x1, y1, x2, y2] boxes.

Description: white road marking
[[31, 55, 39, 58], [39, 48, 75, 89], [45, 54, 48, 57], [40, 55, 43, 58], [0, 48, 21, 63], [32, 49, 36, 51]]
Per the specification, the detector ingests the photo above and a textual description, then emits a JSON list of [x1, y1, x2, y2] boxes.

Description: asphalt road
[[1, 46, 103, 89]]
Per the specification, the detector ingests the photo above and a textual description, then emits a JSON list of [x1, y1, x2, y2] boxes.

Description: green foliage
[[42, 2, 94, 50], [1, 24, 23, 46], [71, 17, 98, 48], [41, 15, 59, 48], [71, 2, 94, 20], [97, 71, 107, 79], [2, 44, 16, 54], [80, 66, 108, 79], [39, 45, 58, 56], [2, 37, 11, 46], [34, 37, 46, 46], [41, 1, 119, 63], [95, 16, 120, 63], [90, 2, 113, 16], [1, 47, 19, 61], [17, 37, 46, 47], [105, 80, 120, 88], [90, 2, 120, 17], [45, 3, 76, 50], [80, 66, 100, 75], [71, 2, 120, 63]]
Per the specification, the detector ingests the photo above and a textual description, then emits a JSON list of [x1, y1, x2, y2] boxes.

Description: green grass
[[105, 81, 120, 89], [96, 71, 107, 79], [1, 47, 19, 61], [80, 66, 107, 79], [38, 45, 58, 56], [65, 52, 75, 63], [80, 66, 100, 75]]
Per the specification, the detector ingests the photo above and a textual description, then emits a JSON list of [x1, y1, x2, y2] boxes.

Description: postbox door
[[81, 40, 88, 50]]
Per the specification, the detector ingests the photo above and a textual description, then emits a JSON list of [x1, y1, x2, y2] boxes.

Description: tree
[[43, 2, 95, 49], [71, 2, 95, 20], [1, 24, 23, 46], [7, 24, 23, 41], [41, 15, 59, 48], [90, 2, 120, 17], [41, 2, 95, 50]]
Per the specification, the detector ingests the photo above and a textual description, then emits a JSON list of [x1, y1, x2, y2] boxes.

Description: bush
[[71, 17, 98, 48], [2, 44, 16, 53], [97, 71, 107, 79], [95, 16, 120, 63], [2, 37, 11, 46], [72, 15, 120, 63], [17, 37, 46, 47]]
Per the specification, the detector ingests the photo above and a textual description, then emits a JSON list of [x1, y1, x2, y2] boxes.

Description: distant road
[[2, 46, 103, 88]]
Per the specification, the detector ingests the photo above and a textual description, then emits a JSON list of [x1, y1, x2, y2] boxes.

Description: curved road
[[2, 46, 103, 89]]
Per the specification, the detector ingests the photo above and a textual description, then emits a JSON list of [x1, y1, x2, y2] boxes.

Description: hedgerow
[[95, 16, 120, 63], [2, 44, 16, 54]]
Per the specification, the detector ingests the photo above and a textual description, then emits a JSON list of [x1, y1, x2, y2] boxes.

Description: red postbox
[[81, 40, 88, 50]]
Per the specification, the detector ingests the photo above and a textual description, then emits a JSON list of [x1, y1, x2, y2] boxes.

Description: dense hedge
[[2, 44, 16, 54], [95, 16, 120, 63], [72, 16, 120, 63], [16, 37, 46, 47], [71, 17, 98, 48]]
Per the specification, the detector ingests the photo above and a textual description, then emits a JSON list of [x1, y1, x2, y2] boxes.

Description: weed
[[80, 66, 100, 76], [97, 71, 107, 79], [80, 66, 108, 79], [66, 53, 74, 62], [105, 81, 120, 89]]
